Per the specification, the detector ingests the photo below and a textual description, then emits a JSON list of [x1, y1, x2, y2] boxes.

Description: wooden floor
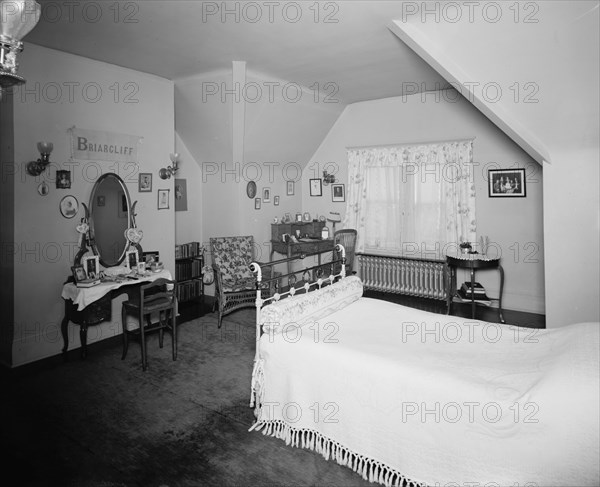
[[363, 290, 545, 329]]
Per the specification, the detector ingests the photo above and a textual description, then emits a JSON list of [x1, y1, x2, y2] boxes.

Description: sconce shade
[[0, 0, 41, 42], [0, 0, 41, 94], [37, 141, 53, 154], [169, 153, 179, 164]]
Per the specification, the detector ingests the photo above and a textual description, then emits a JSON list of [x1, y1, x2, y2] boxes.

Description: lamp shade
[[0, 0, 41, 43]]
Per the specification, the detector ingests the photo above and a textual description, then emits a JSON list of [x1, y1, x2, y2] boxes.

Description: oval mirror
[[89, 173, 132, 267]]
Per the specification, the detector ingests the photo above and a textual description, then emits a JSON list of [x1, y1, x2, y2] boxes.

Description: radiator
[[357, 254, 447, 300]]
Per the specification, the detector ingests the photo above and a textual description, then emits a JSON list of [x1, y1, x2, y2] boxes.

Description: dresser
[[270, 221, 334, 274]]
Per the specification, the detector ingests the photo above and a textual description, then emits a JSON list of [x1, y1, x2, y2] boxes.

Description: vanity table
[[61, 172, 155, 359], [61, 270, 173, 358]]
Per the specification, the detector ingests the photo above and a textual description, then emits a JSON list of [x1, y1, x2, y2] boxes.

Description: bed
[[248, 247, 600, 487]]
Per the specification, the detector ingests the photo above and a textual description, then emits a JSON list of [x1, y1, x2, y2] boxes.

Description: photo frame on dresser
[[125, 249, 139, 270], [82, 255, 99, 279]]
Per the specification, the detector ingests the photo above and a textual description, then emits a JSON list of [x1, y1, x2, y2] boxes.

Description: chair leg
[[158, 311, 164, 349], [121, 307, 129, 360], [139, 311, 148, 371], [171, 308, 177, 361], [218, 308, 223, 329]]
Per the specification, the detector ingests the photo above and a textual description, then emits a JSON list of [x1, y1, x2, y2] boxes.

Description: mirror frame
[[88, 173, 133, 268]]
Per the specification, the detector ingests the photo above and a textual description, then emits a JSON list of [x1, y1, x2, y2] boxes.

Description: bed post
[[249, 262, 263, 407]]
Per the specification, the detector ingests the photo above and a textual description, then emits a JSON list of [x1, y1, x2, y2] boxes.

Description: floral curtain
[[343, 140, 476, 256]]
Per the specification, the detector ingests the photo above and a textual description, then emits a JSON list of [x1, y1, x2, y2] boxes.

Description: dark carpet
[[0, 309, 375, 487]]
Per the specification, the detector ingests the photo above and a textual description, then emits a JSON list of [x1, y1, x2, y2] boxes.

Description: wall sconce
[[0, 0, 41, 100], [159, 153, 180, 179], [26, 141, 53, 176], [322, 170, 336, 185]]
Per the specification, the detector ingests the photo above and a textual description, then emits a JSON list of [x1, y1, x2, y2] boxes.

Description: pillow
[[260, 275, 363, 333]]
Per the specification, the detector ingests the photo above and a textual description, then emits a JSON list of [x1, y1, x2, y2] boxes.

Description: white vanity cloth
[[61, 269, 173, 311]]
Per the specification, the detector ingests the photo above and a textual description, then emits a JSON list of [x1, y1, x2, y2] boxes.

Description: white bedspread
[[251, 297, 600, 487]]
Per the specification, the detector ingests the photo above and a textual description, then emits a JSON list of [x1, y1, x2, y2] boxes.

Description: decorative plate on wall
[[246, 181, 257, 198]]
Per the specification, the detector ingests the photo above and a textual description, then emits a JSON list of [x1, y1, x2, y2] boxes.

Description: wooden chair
[[333, 229, 358, 276], [210, 236, 273, 328], [121, 278, 177, 371]]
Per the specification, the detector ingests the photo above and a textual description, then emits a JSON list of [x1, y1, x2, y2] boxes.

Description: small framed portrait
[[56, 170, 71, 189], [331, 183, 345, 202], [274, 195, 280, 206], [488, 168, 526, 198], [309, 178, 322, 197], [71, 265, 87, 283], [59, 195, 79, 219], [138, 173, 152, 192], [37, 181, 49, 196], [286, 180, 295, 196], [137, 262, 146, 274], [96, 195, 106, 207], [157, 189, 170, 209], [262, 187, 271, 203], [82, 255, 100, 279], [175, 178, 188, 212], [125, 249, 139, 270], [255, 197, 261, 210]]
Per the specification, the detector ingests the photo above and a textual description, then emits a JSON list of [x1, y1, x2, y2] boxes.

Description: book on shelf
[[175, 241, 203, 259], [457, 288, 491, 305], [461, 281, 487, 294]]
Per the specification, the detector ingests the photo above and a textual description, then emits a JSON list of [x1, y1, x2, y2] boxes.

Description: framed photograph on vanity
[[488, 168, 526, 198], [125, 249, 139, 270], [331, 183, 345, 202], [71, 265, 87, 283], [309, 178, 322, 197], [138, 173, 152, 192], [82, 255, 100, 279]]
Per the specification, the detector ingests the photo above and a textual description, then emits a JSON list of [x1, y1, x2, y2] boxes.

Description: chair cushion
[[211, 236, 254, 280]]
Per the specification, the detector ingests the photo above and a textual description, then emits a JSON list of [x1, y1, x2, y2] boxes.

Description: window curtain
[[343, 140, 476, 256]]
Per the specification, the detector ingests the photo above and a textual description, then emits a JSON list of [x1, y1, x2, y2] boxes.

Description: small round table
[[446, 254, 505, 323]]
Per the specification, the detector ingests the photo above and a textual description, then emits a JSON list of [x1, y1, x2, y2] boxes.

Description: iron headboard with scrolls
[[248, 244, 346, 406]]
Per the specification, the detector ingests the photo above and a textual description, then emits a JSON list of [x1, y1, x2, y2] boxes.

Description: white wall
[[302, 90, 545, 315], [10, 43, 175, 366], [389, 0, 599, 327]]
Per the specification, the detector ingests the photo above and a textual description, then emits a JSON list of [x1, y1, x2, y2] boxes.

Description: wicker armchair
[[210, 236, 273, 328]]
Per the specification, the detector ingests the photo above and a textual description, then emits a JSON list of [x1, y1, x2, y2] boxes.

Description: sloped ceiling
[[388, 0, 599, 165], [23, 1, 451, 169]]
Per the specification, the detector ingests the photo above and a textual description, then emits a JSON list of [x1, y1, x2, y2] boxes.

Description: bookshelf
[[175, 242, 204, 321]]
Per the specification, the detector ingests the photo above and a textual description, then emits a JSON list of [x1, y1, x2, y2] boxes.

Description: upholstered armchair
[[210, 236, 274, 328]]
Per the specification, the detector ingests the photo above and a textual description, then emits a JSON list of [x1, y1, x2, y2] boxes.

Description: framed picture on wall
[[286, 180, 295, 196], [488, 168, 526, 197], [263, 187, 271, 203], [56, 170, 71, 189], [157, 189, 170, 209], [309, 178, 322, 197], [331, 183, 345, 202], [59, 195, 79, 219], [274, 195, 280, 206], [255, 198, 261, 210], [138, 173, 152, 192], [175, 178, 188, 212]]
